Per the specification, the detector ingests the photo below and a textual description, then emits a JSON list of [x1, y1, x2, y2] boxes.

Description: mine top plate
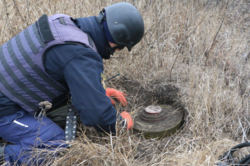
[[145, 105, 162, 114]]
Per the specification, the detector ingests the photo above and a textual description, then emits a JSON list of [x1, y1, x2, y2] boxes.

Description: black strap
[[0, 46, 38, 111], [15, 34, 65, 95], [32, 23, 47, 48], [36, 14, 55, 43]]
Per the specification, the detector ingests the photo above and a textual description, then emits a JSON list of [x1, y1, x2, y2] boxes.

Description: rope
[[39, 101, 52, 111], [33, 101, 52, 148], [218, 142, 250, 166]]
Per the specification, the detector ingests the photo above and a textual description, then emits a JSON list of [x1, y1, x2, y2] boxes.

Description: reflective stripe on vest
[[0, 14, 97, 114]]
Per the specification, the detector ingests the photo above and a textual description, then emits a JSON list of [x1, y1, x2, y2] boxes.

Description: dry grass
[[1, 0, 250, 165]]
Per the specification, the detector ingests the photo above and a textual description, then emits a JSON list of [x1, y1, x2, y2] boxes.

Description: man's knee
[[1, 110, 66, 165], [20, 115, 66, 148], [32, 122, 66, 148]]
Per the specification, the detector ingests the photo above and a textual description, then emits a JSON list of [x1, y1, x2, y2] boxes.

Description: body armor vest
[[0, 14, 97, 114]]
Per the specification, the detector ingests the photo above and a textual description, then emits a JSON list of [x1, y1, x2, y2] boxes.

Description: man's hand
[[106, 88, 127, 106], [121, 111, 133, 130]]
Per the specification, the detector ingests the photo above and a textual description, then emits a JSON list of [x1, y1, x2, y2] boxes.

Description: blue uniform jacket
[[0, 16, 122, 133]]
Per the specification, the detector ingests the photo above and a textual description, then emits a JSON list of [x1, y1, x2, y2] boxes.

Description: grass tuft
[[1, 0, 250, 165]]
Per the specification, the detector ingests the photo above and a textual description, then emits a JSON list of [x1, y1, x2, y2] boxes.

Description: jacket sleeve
[[62, 46, 118, 133]]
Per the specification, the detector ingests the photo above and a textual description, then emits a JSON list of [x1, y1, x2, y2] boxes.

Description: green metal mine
[[133, 105, 184, 139]]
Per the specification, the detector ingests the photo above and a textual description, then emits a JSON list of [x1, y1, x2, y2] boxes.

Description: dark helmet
[[104, 2, 144, 51]]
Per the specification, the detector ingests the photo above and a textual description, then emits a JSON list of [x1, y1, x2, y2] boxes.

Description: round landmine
[[133, 105, 183, 139]]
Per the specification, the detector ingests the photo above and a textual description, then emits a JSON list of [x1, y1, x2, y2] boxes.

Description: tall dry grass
[[1, 0, 250, 165]]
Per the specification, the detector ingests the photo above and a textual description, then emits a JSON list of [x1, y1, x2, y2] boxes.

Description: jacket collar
[[74, 16, 110, 59]]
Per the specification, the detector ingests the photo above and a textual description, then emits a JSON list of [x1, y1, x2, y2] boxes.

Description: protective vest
[[0, 14, 97, 114]]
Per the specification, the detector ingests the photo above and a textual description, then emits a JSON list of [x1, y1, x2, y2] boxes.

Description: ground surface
[[1, 0, 250, 165]]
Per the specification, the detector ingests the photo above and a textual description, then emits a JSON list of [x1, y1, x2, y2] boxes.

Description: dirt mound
[[118, 76, 180, 106]]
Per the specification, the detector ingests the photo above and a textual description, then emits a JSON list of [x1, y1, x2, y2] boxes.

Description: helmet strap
[[97, 9, 106, 24], [108, 47, 116, 56], [97, 10, 112, 59], [108, 45, 124, 56], [97, 10, 124, 58], [104, 46, 119, 59]]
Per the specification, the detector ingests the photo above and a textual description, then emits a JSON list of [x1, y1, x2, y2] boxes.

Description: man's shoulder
[[47, 43, 102, 63], [45, 44, 101, 72], [47, 44, 98, 59]]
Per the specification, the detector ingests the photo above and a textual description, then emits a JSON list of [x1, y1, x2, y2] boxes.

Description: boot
[[0, 143, 5, 165]]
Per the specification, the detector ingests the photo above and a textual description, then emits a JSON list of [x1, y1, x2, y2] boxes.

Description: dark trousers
[[0, 110, 66, 165]]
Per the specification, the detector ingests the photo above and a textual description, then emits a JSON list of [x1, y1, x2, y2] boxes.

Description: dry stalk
[[0, 0, 250, 165]]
